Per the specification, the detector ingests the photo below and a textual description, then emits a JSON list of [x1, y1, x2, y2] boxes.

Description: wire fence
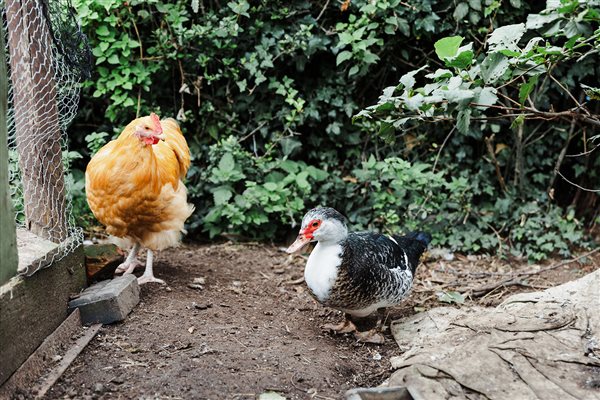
[[2, 0, 90, 276]]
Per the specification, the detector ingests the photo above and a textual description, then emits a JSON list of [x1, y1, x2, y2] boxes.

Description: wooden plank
[[0, 309, 83, 397], [33, 323, 102, 399], [0, 13, 19, 285], [5, 0, 67, 243], [16, 228, 60, 275], [0, 244, 86, 385]]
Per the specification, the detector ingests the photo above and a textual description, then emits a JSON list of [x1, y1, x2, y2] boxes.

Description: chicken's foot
[[138, 249, 165, 285], [115, 243, 143, 275]]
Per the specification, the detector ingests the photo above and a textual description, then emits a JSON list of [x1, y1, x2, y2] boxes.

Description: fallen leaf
[[437, 291, 465, 304]]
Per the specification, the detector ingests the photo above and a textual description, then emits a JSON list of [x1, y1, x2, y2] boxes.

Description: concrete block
[[68, 275, 140, 325]]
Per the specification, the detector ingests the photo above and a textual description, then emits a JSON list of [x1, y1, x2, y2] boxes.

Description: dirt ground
[[45, 242, 600, 400]]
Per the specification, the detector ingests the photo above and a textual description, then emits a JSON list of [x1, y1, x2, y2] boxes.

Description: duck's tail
[[392, 231, 431, 275], [405, 231, 432, 247]]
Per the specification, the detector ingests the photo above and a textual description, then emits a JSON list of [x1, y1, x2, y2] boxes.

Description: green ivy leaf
[[263, 182, 278, 191], [95, 25, 110, 36], [487, 23, 526, 52], [518, 75, 539, 105], [468, 0, 482, 11], [218, 153, 235, 172], [453, 3, 469, 21], [107, 54, 120, 64], [399, 66, 426, 90], [481, 53, 510, 84], [457, 108, 472, 134], [446, 50, 474, 69], [213, 186, 233, 205], [348, 65, 360, 76], [336, 50, 353, 65], [434, 36, 464, 60], [476, 87, 498, 109]]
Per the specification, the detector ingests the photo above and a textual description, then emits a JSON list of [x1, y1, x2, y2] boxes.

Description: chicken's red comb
[[150, 112, 162, 133]]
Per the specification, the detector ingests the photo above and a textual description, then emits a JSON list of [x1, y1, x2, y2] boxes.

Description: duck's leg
[[323, 312, 386, 344], [353, 308, 386, 344], [137, 249, 165, 285], [323, 313, 358, 334], [115, 243, 143, 275]]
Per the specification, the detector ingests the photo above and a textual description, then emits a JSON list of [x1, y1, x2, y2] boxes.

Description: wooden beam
[[5, 0, 68, 243], [0, 244, 86, 385], [0, 14, 19, 285]]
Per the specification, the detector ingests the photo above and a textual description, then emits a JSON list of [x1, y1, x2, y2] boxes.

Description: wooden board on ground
[[0, 240, 86, 386]]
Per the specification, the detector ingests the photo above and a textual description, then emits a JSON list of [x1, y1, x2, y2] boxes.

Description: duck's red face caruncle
[[285, 219, 321, 253]]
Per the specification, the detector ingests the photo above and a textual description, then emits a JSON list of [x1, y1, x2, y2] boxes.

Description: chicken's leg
[[137, 249, 165, 285], [115, 243, 142, 275]]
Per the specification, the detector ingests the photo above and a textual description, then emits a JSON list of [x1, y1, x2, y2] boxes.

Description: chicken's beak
[[286, 233, 312, 254], [156, 133, 167, 141]]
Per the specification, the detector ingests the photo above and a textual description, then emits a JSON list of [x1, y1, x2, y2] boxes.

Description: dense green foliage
[[67, 0, 599, 260]]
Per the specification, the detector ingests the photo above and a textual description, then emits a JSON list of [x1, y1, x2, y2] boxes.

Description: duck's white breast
[[304, 242, 343, 302]]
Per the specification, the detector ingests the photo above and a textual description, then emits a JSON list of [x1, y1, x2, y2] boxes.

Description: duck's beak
[[286, 233, 312, 254]]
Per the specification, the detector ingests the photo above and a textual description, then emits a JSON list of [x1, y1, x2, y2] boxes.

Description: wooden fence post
[[5, 0, 68, 243], [0, 22, 19, 284]]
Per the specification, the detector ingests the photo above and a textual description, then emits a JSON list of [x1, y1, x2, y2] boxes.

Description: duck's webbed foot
[[323, 315, 358, 334], [324, 310, 387, 344], [353, 329, 385, 344]]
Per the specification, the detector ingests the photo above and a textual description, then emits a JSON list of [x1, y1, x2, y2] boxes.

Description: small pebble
[[193, 302, 212, 310], [93, 383, 104, 393], [188, 283, 204, 290]]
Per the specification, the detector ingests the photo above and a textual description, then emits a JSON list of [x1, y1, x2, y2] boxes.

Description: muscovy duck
[[286, 207, 431, 343]]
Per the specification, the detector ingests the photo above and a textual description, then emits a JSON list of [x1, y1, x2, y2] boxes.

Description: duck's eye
[[312, 221, 319, 227]]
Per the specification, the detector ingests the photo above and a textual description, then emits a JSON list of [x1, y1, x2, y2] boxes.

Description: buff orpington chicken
[[85, 113, 194, 284]]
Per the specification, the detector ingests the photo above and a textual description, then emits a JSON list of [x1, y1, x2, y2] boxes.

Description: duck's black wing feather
[[341, 232, 426, 279]]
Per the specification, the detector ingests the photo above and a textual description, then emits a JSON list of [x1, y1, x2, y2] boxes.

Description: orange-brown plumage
[[85, 114, 194, 283]]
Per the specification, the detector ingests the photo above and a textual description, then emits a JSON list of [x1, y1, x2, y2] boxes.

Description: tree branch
[[484, 134, 507, 193]]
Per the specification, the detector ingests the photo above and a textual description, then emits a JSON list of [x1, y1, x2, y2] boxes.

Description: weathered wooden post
[[5, 0, 68, 243], [0, 20, 19, 285]]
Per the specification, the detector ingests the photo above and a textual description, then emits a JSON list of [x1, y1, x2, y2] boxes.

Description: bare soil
[[45, 242, 599, 400]]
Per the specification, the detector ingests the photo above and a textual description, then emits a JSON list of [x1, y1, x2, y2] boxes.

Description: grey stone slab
[[68, 274, 140, 325]]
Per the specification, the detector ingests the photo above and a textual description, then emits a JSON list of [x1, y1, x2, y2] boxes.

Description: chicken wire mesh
[[2, 0, 91, 276]]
